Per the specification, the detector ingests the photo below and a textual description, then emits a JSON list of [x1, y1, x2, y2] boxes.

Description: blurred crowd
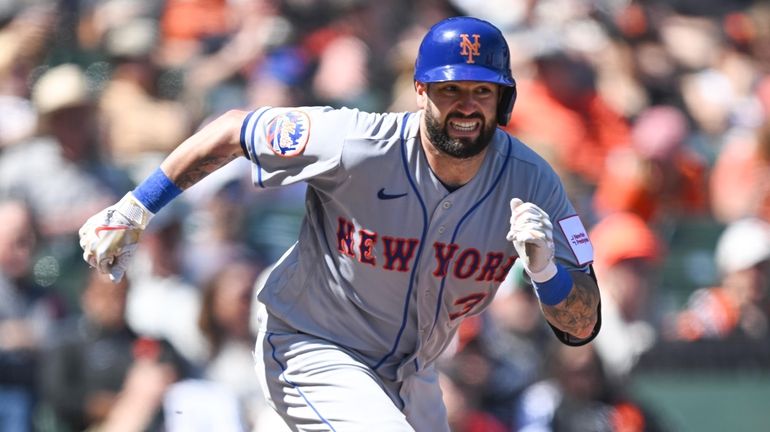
[[1, 0, 769, 431]]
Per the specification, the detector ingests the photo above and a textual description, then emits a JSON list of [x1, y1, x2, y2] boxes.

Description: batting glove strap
[[533, 263, 573, 306], [114, 192, 154, 229], [527, 260, 558, 283]]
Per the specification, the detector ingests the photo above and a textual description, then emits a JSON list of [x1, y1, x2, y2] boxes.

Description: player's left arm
[[507, 198, 600, 343], [540, 269, 600, 341]]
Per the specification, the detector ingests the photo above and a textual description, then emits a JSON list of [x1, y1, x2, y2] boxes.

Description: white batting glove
[[506, 198, 557, 283], [78, 192, 154, 282]]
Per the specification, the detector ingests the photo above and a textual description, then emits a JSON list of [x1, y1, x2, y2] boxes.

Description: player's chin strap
[[547, 265, 601, 346]]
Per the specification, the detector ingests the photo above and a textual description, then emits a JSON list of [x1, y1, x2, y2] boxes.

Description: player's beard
[[425, 109, 496, 159]]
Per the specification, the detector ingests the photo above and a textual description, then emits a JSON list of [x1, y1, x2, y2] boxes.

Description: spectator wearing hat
[[672, 218, 770, 341], [590, 212, 664, 381], [0, 63, 132, 238]]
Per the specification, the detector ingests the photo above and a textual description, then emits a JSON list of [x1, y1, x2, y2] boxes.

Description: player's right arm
[[161, 109, 249, 188], [79, 110, 249, 282]]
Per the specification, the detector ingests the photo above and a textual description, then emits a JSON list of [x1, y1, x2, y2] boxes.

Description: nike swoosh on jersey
[[377, 188, 408, 200]]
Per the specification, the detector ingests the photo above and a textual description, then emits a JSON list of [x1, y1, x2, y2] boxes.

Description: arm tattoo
[[175, 153, 239, 189], [541, 273, 600, 338]]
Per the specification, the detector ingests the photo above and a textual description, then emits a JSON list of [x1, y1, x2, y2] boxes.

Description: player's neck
[[419, 133, 488, 190]]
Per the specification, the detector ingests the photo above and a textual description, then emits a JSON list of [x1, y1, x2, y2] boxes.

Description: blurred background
[[1, 0, 769, 431]]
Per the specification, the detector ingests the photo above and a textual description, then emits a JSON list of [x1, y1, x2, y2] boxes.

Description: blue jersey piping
[[248, 107, 272, 188], [427, 133, 513, 339], [373, 112, 427, 370]]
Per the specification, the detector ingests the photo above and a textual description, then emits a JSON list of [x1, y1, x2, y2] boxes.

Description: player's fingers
[[515, 222, 548, 236], [509, 198, 524, 214], [513, 203, 549, 221], [511, 202, 534, 224], [514, 213, 553, 230], [81, 235, 103, 269], [78, 230, 89, 249], [84, 251, 97, 269], [506, 227, 517, 242], [509, 218, 551, 241], [512, 201, 549, 219], [110, 244, 137, 282], [109, 263, 126, 283], [508, 219, 543, 236], [78, 224, 91, 240], [513, 213, 545, 232], [513, 229, 546, 244], [97, 254, 114, 275]]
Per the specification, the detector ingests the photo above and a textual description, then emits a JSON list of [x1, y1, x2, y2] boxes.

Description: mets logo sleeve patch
[[266, 110, 311, 157]]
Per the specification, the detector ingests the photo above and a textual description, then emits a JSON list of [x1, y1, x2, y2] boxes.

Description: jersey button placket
[[437, 200, 451, 235]]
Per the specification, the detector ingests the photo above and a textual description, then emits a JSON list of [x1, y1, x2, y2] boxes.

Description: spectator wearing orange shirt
[[593, 105, 708, 223], [504, 51, 632, 188], [710, 118, 770, 224]]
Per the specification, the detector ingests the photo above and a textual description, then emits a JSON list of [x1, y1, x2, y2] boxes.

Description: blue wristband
[[533, 264, 573, 306], [132, 168, 183, 214]]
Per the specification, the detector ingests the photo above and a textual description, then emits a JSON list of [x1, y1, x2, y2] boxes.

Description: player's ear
[[415, 81, 429, 109]]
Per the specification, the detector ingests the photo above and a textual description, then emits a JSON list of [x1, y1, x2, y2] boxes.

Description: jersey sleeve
[[530, 160, 601, 346], [533, 168, 594, 271], [240, 106, 365, 188]]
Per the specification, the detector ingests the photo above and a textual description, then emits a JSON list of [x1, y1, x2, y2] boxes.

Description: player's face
[[417, 81, 499, 159]]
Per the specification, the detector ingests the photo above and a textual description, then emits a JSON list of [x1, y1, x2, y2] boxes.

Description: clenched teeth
[[450, 120, 479, 131]]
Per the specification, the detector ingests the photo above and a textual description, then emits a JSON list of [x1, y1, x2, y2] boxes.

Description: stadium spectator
[[124, 201, 209, 367], [196, 260, 286, 431], [590, 212, 664, 380], [98, 20, 192, 182], [503, 50, 632, 189], [5, 0, 770, 429], [0, 197, 63, 432], [39, 271, 187, 431], [515, 343, 664, 432], [593, 105, 708, 223], [0, 63, 131, 237], [439, 368, 507, 432], [0, 4, 53, 149], [710, 118, 770, 224], [671, 218, 770, 341]]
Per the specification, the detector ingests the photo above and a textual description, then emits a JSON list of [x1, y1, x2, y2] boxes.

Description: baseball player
[[79, 16, 601, 431]]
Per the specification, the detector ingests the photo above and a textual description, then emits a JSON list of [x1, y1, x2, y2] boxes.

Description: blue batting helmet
[[414, 16, 517, 125]]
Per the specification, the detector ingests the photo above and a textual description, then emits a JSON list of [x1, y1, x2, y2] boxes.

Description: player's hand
[[78, 192, 153, 282], [506, 198, 557, 283]]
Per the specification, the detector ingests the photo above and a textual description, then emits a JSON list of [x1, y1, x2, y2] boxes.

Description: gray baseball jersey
[[241, 106, 594, 429]]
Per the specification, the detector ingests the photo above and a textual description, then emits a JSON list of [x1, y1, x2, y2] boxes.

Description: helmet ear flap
[[497, 84, 517, 125]]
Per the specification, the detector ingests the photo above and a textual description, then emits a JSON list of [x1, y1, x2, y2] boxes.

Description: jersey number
[[449, 293, 487, 320]]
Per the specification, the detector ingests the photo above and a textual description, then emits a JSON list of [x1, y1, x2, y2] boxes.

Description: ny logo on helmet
[[459, 34, 480, 64]]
